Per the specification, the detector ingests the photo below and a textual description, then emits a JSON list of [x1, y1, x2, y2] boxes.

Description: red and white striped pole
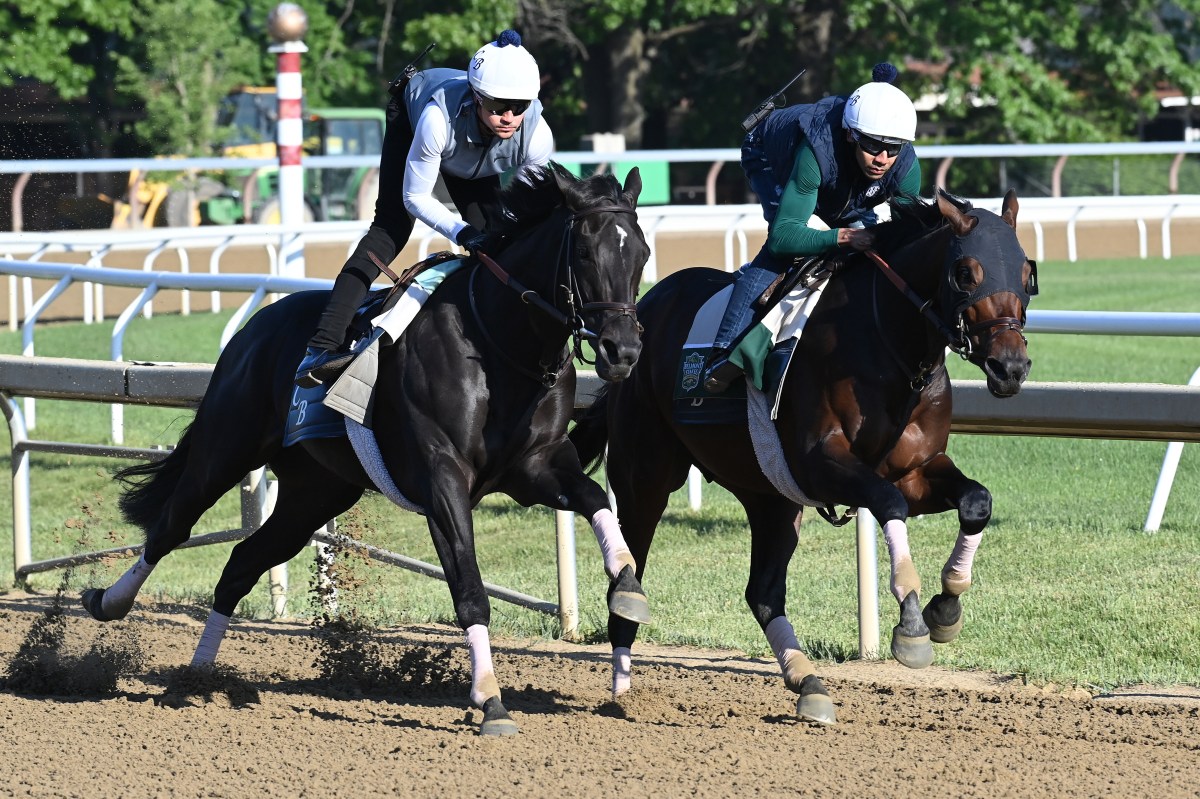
[[267, 3, 309, 278]]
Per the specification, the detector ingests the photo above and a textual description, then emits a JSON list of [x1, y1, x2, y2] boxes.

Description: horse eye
[[954, 263, 977, 290]]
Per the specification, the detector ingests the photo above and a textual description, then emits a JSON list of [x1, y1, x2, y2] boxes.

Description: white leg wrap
[[189, 610, 231, 668], [612, 646, 632, 697], [466, 624, 499, 708], [590, 508, 635, 579], [883, 519, 921, 602], [943, 531, 983, 594], [103, 553, 156, 617]]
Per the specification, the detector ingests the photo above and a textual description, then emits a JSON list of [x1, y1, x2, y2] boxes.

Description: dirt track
[[2, 592, 1199, 798]]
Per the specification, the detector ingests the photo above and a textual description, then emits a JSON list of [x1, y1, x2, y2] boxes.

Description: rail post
[[267, 3, 309, 279]]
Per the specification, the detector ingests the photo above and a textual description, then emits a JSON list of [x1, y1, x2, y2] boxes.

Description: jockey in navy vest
[[297, 30, 554, 388], [703, 63, 923, 393]]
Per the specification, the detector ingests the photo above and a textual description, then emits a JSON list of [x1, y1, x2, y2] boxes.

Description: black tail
[[568, 384, 611, 474], [114, 424, 195, 533]]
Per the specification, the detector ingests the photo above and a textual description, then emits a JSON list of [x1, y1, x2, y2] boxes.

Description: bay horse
[[569, 190, 1036, 725], [81, 163, 652, 736]]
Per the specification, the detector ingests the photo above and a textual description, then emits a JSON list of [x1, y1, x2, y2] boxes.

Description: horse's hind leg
[[83, 430, 271, 622], [743, 495, 837, 725], [191, 455, 364, 668], [900, 455, 992, 644]]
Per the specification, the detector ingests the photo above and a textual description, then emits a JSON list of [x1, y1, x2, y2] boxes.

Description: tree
[[837, 0, 1200, 143], [115, 0, 263, 156]]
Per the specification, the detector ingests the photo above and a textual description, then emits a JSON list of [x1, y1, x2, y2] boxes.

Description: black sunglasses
[[851, 129, 903, 158], [475, 93, 531, 116]]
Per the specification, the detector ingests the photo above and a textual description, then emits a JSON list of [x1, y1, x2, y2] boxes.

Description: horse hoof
[[927, 616, 963, 644], [607, 565, 650, 625], [797, 693, 837, 725], [80, 588, 119, 622], [923, 593, 964, 644], [891, 627, 934, 669], [479, 696, 519, 737]]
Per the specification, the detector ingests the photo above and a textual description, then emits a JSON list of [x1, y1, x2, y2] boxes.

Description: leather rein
[[468, 202, 640, 387], [864, 247, 1026, 365]]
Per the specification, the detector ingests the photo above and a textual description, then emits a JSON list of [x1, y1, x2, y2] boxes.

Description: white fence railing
[[3, 195, 1200, 324], [5, 140, 1200, 210]]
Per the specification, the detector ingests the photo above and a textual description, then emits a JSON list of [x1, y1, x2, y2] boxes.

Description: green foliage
[[4, 1, 1199, 155], [840, 0, 1200, 143], [114, 0, 263, 156], [0, 0, 135, 99]]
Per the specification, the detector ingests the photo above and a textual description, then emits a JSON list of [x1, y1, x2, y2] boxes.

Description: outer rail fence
[[3, 355, 1199, 659], [5, 140, 1200, 217]]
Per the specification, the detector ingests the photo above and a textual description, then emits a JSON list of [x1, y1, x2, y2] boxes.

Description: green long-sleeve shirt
[[767, 141, 922, 257]]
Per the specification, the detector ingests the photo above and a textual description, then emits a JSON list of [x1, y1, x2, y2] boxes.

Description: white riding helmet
[[842, 65, 917, 143], [468, 29, 541, 101]]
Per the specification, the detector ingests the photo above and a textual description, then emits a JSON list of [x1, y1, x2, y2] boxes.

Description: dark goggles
[[852, 129, 904, 158], [474, 93, 531, 116]]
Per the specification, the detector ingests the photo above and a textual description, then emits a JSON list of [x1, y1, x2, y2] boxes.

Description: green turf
[[1, 256, 1199, 689]]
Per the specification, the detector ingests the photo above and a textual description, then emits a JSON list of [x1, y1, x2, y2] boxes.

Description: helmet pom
[[872, 62, 899, 84], [497, 29, 522, 47]]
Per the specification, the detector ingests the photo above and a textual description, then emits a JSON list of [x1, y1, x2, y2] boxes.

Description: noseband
[[470, 202, 640, 385]]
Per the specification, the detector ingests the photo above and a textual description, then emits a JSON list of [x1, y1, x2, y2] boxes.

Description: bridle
[[468, 202, 641, 386], [865, 210, 1036, 363]]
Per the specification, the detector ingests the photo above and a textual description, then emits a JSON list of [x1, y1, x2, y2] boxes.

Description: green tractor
[[179, 87, 385, 226]]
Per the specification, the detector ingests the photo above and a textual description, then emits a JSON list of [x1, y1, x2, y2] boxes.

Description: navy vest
[[403, 68, 544, 180], [752, 95, 916, 227]]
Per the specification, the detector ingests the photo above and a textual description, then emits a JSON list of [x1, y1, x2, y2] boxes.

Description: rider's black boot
[[702, 353, 744, 394], [295, 347, 357, 388]]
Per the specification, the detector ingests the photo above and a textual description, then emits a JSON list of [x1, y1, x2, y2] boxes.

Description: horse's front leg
[[743, 495, 837, 725], [506, 443, 650, 627], [806, 439, 933, 669], [423, 467, 518, 737], [898, 453, 992, 644]]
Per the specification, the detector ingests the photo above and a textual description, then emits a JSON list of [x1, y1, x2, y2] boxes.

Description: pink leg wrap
[[189, 610, 231, 667], [883, 519, 921, 602], [466, 624, 499, 708], [765, 616, 816, 687], [590, 508, 635, 579], [943, 531, 983, 594], [612, 646, 632, 697]]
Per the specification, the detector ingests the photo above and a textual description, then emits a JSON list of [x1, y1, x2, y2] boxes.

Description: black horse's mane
[[867, 191, 974, 255], [493, 162, 625, 237]]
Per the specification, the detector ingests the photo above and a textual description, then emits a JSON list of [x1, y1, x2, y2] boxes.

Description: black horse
[[570, 190, 1036, 725], [82, 163, 652, 736]]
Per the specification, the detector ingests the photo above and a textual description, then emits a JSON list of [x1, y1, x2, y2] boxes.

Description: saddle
[[284, 251, 468, 447]]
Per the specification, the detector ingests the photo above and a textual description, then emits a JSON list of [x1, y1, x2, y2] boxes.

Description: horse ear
[[1000, 188, 1019, 229], [936, 188, 976, 237], [621, 167, 642, 207]]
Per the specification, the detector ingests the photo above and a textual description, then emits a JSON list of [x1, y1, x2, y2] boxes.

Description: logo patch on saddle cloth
[[672, 278, 822, 426], [283, 383, 347, 447]]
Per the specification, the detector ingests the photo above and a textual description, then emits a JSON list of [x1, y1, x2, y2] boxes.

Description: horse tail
[[569, 384, 611, 474], [114, 423, 195, 533]]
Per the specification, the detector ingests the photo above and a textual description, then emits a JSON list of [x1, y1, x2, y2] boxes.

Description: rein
[[468, 202, 640, 387], [864, 249, 959, 349]]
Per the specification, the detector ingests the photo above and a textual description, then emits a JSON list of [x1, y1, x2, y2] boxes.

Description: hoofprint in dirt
[[1, 592, 1198, 799]]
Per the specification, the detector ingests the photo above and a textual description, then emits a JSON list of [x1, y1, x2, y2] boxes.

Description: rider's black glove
[[456, 224, 488, 254]]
